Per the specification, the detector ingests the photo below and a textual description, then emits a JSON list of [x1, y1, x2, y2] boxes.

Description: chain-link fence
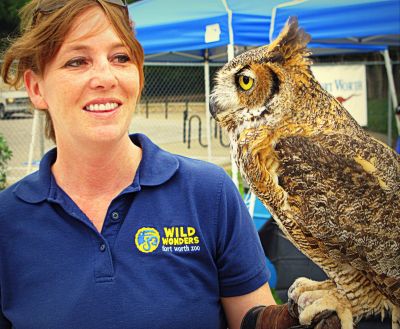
[[133, 63, 231, 165], [0, 58, 399, 186]]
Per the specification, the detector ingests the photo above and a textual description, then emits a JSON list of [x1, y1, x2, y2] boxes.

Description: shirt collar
[[13, 133, 179, 204], [131, 133, 179, 186]]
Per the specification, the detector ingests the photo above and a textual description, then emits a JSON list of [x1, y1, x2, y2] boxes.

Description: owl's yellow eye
[[238, 75, 254, 91]]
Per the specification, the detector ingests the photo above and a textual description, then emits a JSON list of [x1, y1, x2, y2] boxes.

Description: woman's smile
[[82, 98, 123, 118]]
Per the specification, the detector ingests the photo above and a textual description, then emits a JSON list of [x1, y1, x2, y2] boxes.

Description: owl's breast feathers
[[237, 128, 400, 305]]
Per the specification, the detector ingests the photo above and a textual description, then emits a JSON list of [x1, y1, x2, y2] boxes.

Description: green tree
[[0, 0, 29, 51], [0, 134, 12, 190]]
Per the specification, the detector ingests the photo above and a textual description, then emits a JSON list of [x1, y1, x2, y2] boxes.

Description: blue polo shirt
[[0, 134, 269, 329]]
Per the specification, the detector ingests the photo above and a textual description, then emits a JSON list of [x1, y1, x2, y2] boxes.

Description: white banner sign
[[311, 64, 367, 126]]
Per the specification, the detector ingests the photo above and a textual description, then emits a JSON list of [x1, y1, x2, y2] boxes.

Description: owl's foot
[[288, 277, 353, 329]]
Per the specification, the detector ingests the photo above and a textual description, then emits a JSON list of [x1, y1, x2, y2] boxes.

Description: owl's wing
[[273, 133, 400, 297]]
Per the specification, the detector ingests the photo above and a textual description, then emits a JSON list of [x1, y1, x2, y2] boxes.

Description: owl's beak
[[209, 97, 219, 121]]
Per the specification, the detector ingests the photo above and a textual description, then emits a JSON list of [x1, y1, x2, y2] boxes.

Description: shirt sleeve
[[216, 172, 270, 297]]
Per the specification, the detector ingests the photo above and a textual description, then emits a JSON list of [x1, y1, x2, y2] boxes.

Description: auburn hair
[[1, 0, 144, 142]]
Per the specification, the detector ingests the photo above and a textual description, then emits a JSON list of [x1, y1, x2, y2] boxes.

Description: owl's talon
[[310, 310, 342, 329], [310, 310, 336, 325], [288, 298, 299, 318], [313, 313, 341, 329]]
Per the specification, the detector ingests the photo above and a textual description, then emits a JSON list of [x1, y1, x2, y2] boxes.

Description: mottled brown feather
[[274, 134, 400, 304]]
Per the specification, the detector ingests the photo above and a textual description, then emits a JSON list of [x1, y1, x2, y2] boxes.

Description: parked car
[[0, 90, 31, 119]]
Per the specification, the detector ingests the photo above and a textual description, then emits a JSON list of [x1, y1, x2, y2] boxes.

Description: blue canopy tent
[[129, 0, 229, 60], [128, 0, 388, 61], [129, 0, 281, 62], [270, 0, 400, 135], [270, 0, 400, 46]]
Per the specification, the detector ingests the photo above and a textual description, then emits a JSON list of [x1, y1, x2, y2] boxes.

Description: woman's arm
[[222, 282, 276, 329]]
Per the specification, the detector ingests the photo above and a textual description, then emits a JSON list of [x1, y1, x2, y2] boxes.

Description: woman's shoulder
[[0, 181, 20, 222], [0, 171, 43, 214], [174, 154, 228, 183], [0, 180, 21, 204], [170, 154, 241, 202]]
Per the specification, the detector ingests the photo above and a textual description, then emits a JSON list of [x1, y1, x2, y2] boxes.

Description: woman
[[0, 1, 300, 328]]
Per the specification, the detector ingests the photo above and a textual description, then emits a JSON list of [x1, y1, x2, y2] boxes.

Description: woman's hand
[[240, 303, 341, 329]]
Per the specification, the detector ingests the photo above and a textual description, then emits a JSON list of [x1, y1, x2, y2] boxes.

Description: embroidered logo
[[134, 226, 201, 254], [135, 227, 160, 253]]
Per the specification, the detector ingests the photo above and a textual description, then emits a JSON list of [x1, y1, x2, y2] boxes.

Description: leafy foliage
[[0, 0, 28, 51], [0, 134, 12, 190]]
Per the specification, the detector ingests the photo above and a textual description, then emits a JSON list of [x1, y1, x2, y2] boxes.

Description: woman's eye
[[64, 58, 87, 68], [112, 54, 131, 64]]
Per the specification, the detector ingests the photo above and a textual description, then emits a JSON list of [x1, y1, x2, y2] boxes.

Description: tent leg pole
[[382, 50, 400, 136], [26, 110, 39, 175], [221, 0, 240, 188], [388, 88, 392, 147], [227, 45, 239, 188], [39, 111, 45, 157], [204, 56, 212, 163]]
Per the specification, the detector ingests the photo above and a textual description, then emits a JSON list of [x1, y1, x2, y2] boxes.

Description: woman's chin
[[76, 127, 129, 146]]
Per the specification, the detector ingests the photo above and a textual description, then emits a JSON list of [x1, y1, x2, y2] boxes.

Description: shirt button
[[111, 211, 120, 221], [99, 243, 106, 252]]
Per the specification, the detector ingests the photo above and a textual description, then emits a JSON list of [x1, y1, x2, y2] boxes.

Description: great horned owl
[[210, 17, 400, 329]]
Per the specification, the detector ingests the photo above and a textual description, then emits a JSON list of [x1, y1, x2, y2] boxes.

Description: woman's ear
[[24, 70, 48, 109]]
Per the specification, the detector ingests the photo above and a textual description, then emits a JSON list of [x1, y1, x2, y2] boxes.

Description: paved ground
[[0, 108, 232, 185]]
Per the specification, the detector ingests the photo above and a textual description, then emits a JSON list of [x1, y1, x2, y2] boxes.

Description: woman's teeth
[[85, 103, 119, 111]]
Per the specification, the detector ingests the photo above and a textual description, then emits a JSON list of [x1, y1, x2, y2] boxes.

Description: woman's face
[[28, 6, 140, 146]]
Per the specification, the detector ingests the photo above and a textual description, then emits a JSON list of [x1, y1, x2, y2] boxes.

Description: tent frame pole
[[26, 110, 39, 175], [221, 0, 239, 188], [204, 50, 212, 162], [382, 49, 400, 135], [387, 87, 392, 146]]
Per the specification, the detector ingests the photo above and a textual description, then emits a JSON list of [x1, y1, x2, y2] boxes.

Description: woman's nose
[[89, 60, 118, 90]]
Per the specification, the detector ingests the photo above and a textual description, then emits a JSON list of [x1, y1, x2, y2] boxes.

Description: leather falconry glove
[[240, 303, 342, 329]]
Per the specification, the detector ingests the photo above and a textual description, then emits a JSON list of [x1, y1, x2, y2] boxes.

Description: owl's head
[[210, 17, 313, 136]]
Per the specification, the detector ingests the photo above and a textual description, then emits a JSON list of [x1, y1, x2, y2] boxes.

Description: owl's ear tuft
[[268, 17, 312, 67]]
